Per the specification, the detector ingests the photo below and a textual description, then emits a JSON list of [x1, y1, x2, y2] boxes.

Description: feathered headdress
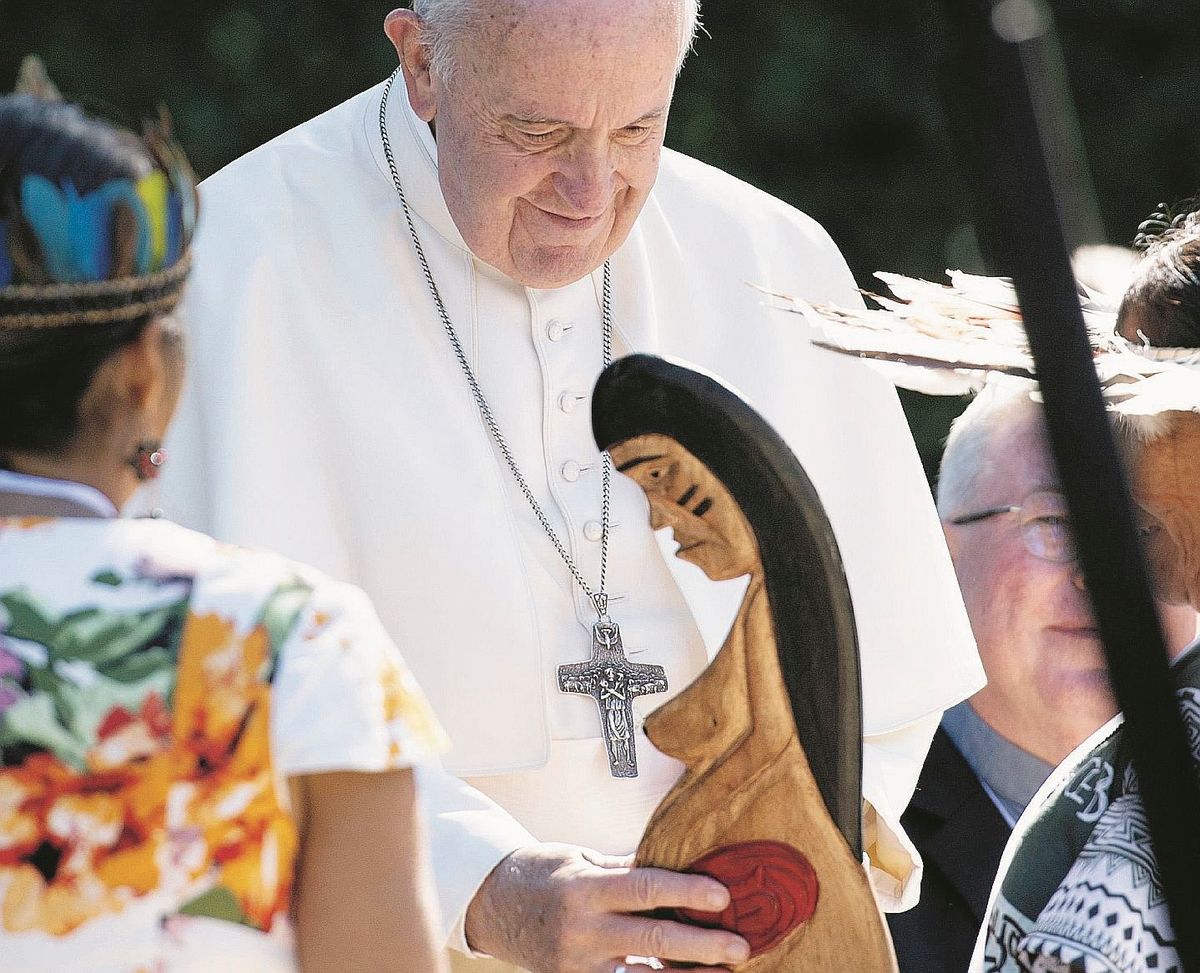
[[759, 269, 1200, 421], [0, 57, 199, 329]]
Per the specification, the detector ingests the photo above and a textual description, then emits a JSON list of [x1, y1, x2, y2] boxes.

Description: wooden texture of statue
[[612, 434, 896, 970]]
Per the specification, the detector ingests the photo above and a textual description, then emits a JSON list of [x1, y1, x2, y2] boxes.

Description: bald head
[[409, 0, 702, 84]]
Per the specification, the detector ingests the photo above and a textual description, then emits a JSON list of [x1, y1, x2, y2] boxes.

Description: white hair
[[936, 377, 1042, 518], [938, 376, 1173, 518], [411, 0, 703, 85]]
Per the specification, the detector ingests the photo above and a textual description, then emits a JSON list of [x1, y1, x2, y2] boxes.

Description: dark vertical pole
[[937, 0, 1200, 963]]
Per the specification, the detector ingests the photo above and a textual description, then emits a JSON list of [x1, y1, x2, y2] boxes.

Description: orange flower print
[[87, 692, 172, 772], [0, 757, 136, 935], [1, 600, 300, 938], [0, 516, 55, 533], [1, 862, 127, 935], [0, 774, 40, 864], [380, 657, 444, 764], [173, 613, 269, 764]]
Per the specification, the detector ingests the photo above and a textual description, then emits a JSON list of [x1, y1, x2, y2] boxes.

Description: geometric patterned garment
[[980, 647, 1200, 973], [0, 515, 446, 972]]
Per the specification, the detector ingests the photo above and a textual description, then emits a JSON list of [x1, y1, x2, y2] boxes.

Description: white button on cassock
[[583, 520, 604, 541], [546, 319, 571, 341], [561, 461, 582, 482]]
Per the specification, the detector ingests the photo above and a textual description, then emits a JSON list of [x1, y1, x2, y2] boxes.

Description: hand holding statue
[[465, 843, 751, 972]]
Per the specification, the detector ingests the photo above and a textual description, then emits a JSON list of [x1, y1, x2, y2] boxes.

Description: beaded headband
[[0, 57, 198, 330]]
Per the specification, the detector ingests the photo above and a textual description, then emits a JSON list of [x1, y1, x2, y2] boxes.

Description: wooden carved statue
[[592, 355, 897, 971]]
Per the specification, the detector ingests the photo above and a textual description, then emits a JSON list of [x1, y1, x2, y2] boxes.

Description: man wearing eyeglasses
[[886, 379, 1196, 973]]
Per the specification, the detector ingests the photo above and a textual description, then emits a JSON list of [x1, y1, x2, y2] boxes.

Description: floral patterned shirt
[[0, 515, 447, 972]]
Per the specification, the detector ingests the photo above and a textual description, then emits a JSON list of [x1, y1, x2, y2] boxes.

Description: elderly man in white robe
[[161, 1, 985, 970]]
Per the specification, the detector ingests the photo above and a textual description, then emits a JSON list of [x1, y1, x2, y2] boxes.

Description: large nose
[[554, 138, 616, 216]]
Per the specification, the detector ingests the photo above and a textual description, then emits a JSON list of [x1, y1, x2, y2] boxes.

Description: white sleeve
[[270, 580, 448, 783], [269, 579, 537, 953], [417, 764, 537, 954], [861, 710, 942, 912]]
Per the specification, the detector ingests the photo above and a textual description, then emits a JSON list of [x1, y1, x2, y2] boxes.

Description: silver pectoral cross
[[558, 620, 668, 778]]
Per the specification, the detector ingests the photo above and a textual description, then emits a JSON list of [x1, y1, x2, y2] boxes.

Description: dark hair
[[0, 95, 176, 457], [1118, 208, 1200, 348]]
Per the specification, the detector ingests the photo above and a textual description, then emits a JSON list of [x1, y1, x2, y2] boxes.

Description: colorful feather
[[165, 189, 183, 266], [3, 105, 196, 296], [20, 175, 75, 281], [136, 171, 169, 271], [0, 222, 12, 287], [18, 175, 150, 284], [64, 181, 126, 281]]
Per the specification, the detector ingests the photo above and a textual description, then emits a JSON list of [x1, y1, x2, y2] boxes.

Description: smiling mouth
[[522, 199, 612, 231], [536, 208, 605, 229]]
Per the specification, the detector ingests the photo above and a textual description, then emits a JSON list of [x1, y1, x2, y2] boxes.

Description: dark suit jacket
[[886, 726, 1011, 973]]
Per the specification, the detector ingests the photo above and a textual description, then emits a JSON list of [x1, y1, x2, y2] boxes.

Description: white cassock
[[160, 79, 985, 968]]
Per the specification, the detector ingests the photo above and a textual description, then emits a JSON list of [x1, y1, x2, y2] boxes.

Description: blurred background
[[2, 0, 1197, 475]]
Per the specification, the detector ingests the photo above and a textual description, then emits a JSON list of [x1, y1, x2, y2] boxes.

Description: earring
[[128, 441, 167, 482]]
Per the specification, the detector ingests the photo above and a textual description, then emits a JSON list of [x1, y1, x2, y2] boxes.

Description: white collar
[[0, 469, 118, 518], [365, 76, 472, 255]]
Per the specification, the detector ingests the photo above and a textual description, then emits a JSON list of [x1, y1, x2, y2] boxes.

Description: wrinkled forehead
[[980, 405, 1060, 499], [485, 0, 687, 49], [455, 0, 683, 112]]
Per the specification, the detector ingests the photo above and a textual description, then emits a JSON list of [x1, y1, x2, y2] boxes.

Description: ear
[[111, 319, 173, 435], [384, 9, 437, 123]]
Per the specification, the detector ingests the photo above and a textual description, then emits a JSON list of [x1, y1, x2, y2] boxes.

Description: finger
[[606, 915, 750, 968], [596, 865, 732, 913]]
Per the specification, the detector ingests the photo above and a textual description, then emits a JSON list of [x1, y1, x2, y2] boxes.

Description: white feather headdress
[[761, 271, 1200, 420]]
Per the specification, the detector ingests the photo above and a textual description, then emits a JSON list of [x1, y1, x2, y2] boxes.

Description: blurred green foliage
[[1, 0, 1197, 468]]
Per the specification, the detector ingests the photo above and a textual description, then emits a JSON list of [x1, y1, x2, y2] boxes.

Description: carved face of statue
[[611, 433, 760, 582]]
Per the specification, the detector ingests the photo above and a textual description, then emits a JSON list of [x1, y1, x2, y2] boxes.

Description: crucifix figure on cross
[[559, 620, 668, 778]]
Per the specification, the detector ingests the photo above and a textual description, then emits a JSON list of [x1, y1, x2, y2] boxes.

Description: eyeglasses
[[950, 490, 1076, 563]]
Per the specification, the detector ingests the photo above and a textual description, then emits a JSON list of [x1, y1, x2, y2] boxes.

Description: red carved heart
[[675, 840, 819, 957]]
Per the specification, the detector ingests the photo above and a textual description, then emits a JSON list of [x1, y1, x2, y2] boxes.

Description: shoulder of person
[[115, 518, 330, 600], [650, 148, 859, 308], [197, 86, 380, 232], [654, 147, 844, 258]]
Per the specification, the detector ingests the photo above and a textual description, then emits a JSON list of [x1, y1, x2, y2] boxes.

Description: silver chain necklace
[[378, 69, 667, 777]]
